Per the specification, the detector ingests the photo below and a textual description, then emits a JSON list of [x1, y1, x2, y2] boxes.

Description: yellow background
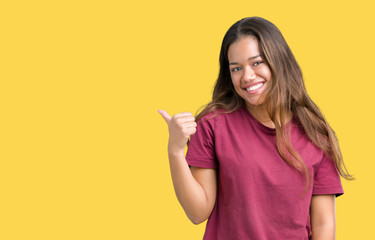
[[1, 0, 373, 239]]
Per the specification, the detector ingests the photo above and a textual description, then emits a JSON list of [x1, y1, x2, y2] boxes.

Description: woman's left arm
[[310, 194, 336, 240]]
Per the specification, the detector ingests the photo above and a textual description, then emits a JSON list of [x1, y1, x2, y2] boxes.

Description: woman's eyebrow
[[229, 55, 261, 65]]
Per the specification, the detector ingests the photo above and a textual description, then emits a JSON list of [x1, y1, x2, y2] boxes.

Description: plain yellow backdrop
[[1, 0, 374, 239]]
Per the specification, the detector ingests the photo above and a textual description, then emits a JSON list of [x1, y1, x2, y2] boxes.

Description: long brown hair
[[195, 17, 354, 191]]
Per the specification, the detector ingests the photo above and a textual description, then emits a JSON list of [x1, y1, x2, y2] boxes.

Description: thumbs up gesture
[[158, 109, 197, 153]]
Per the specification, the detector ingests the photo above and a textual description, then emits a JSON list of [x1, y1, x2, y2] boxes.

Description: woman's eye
[[253, 61, 262, 66], [232, 67, 241, 72]]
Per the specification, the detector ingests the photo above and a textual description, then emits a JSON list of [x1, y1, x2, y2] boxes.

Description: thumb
[[158, 109, 172, 123]]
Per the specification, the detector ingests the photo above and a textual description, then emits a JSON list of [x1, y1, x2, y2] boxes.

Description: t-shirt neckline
[[240, 105, 294, 134]]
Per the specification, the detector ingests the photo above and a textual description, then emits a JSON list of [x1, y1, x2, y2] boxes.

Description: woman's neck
[[246, 104, 275, 128], [245, 104, 293, 129]]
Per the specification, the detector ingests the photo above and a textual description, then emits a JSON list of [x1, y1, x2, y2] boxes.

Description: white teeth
[[247, 83, 264, 91]]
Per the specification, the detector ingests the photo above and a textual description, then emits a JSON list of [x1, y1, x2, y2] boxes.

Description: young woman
[[158, 16, 353, 240]]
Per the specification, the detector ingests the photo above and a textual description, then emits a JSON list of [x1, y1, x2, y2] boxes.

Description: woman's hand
[[158, 109, 197, 154]]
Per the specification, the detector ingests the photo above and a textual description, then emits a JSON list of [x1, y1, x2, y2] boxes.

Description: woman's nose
[[242, 66, 256, 81]]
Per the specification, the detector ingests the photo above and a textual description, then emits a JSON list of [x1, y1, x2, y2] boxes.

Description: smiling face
[[228, 36, 271, 110]]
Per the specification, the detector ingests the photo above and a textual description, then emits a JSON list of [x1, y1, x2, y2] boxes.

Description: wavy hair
[[195, 17, 354, 191]]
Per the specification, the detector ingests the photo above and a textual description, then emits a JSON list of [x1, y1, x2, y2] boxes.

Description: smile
[[246, 82, 264, 91]]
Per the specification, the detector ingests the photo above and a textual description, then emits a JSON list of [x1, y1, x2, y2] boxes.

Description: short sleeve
[[185, 114, 218, 169], [312, 153, 344, 197]]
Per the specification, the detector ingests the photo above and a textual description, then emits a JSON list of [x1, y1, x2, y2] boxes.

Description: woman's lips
[[243, 81, 265, 93]]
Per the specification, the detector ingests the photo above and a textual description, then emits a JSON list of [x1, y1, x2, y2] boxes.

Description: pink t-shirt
[[186, 106, 344, 240]]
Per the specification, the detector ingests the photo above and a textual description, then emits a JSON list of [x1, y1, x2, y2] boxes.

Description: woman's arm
[[159, 110, 217, 224], [168, 152, 217, 224], [310, 194, 336, 240]]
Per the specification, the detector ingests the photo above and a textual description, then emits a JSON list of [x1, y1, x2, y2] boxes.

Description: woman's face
[[228, 36, 271, 109]]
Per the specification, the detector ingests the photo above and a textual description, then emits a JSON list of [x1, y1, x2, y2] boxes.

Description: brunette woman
[[159, 16, 353, 240]]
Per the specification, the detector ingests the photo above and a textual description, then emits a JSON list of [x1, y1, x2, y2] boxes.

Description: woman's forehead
[[228, 37, 261, 62]]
